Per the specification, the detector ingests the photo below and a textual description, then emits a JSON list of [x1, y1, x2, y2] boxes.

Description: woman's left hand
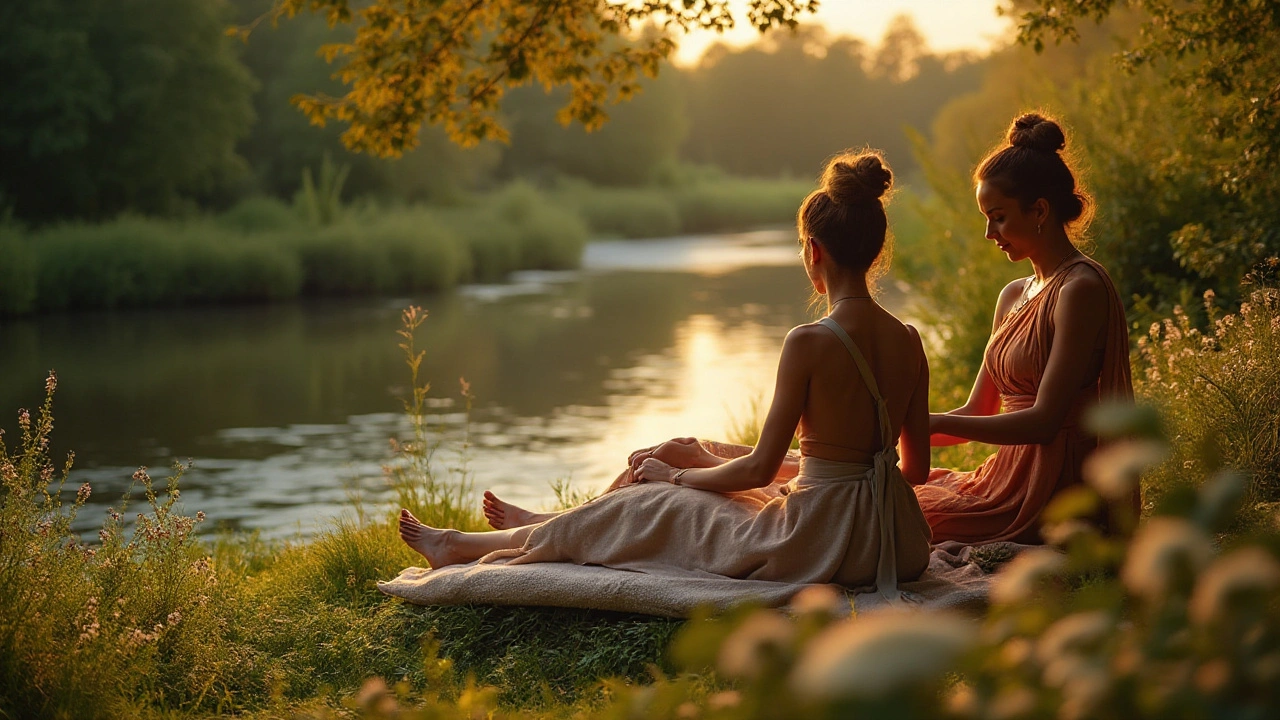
[[633, 457, 678, 484]]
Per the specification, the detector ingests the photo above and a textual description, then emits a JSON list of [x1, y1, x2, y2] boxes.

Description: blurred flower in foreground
[[789, 584, 847, 617], [990, 548, 1066, 605], [1189, 547, 1280, 625], [716, 609, 795, 680], [1083, 439, 1168, 500], [1122, 517, 1214, 600], [789, 611, 976, 699]]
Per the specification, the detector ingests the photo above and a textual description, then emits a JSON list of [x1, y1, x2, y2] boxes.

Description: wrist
[[673, 468, 691, 486]]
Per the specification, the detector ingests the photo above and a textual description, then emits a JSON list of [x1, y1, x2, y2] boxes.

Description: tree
[[0, 0, 256, 221], [1009, 0, 1280, 292], [265, 0, 819, 157]]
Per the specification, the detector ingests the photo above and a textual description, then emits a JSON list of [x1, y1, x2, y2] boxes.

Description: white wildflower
[[1042, 520, 1096, 547], [717, 609, 795, 679], [1084, 440, 1168, 500], [990, 549, 1066, 605], [1122, 518, 1214, 600], [1036, 611, 1113, 664], [789, 584, 848, 617], [789, 611, 976, 699], [1189, 547, 1280, 625]]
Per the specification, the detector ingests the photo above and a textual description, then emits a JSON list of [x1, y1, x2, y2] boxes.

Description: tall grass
[[2, 174, 810, 316], [549, 175, 812, 239], [0, 308, 678, 717]]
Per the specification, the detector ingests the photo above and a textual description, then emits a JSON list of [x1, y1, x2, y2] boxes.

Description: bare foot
[[482, 490, 559, 530], [398, 509, 466, 568]]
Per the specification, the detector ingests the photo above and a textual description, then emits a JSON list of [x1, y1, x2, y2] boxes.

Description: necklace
[[830, 295, 873, 306], [1008, 249, 1081, 315]]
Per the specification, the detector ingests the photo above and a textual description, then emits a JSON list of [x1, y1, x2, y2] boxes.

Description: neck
[[824, 274, 873, 312], [1027, 229, 1078, 282]]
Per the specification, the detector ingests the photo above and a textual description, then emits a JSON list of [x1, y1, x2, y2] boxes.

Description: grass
[[0, 174, 814, 316], [3, 289, 1280, 717], [548, 174, 813, 240], [0, 307, 683, 718]]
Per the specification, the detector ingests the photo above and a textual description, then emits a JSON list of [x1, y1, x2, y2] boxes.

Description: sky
[[672, 0, 1011, 65]]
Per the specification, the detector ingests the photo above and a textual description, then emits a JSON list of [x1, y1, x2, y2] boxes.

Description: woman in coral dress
[[398, 152, 934, 598], [915, 113, 1135, 544]]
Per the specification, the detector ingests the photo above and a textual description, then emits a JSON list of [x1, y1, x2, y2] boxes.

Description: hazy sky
[[673, 0, 1011, 65]]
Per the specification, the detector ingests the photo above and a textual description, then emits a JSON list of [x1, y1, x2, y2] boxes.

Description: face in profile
[[976, 181, 1040, 263]]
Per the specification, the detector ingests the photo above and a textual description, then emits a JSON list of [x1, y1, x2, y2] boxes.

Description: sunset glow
[[673, 0, 1011, 65]]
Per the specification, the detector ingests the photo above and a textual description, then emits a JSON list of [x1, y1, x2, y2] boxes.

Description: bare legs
[[483, 468, 634, 529], [398, 509, 534, 568], [483, 491, 561, 529]]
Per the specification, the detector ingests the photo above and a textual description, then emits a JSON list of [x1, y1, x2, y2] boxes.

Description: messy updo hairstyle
[[976, 113, 1094, 240], [797, 150, 894, 285]]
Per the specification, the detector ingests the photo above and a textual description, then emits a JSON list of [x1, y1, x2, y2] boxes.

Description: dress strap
[[817, 317, 894, 452], [817, 316, 903, 604]]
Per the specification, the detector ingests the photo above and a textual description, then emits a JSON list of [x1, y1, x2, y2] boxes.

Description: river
[[0, 230, 911, 538]]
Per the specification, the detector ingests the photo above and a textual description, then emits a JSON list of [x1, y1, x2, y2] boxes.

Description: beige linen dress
[[481, 317, 933, 598]]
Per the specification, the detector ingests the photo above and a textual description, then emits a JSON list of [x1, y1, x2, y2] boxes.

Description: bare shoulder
[[993, 276, 1030, 325], [998, 276, 1029, 306], [1057, 262, 1109, 310], [904, 322, 928, 372], [782, 322, 830, 356]]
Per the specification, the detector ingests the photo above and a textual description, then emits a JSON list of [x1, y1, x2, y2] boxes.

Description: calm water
[[0, 230, 910, 538]]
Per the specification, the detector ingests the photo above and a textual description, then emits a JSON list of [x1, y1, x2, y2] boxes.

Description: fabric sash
[[812, 316, 903, 604]]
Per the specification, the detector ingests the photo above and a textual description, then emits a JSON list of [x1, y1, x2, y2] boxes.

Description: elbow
[[901, 457, 929, 487], [743, 454, 780, 489], [1024, 412, 1066, 445]]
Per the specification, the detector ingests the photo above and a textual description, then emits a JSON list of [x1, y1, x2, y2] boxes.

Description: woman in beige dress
[[399, 152, 933, 596]]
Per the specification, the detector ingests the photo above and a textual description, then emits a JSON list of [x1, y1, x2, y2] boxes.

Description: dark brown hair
[[797, 150, 894, 282], [975, 113, 1093, 237]]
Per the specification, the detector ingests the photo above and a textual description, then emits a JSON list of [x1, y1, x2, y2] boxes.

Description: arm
[[899, 326, 931, 485], [929, 278, 1025, 446], [930, 270, 1109, 446], [629, 438, 799, 482], [635, 327, 811, 492], [699, 441, 800, 481]]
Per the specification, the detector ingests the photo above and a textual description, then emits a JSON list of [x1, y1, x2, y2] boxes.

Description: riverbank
[[3, 290, 1279, 717], [0, 176, 812, 316]]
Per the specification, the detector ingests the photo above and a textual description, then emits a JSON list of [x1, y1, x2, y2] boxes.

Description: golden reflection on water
[[0, 233, 918, 536], [583, 314, 782, 483]]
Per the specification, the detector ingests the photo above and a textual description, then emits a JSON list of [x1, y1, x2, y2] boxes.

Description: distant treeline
[[0, 0, 985, 223]]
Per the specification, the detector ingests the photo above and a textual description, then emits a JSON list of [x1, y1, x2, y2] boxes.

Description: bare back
[[796, 304, 926, 465]]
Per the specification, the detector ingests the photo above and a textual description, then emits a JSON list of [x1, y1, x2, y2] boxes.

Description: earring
[[1037, 222, 1043, 235]]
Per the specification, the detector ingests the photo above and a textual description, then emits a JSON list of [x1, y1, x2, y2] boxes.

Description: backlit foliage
[[262, 0, 818, 155]]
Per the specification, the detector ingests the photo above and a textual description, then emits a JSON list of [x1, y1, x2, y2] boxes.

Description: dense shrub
[[3, 177, 808, 315], [292, 212, 465, 296], [30, 218, 304, 310], [217, 196, 298, 233], [1136, 287, 1280, 528], [551, 181, 683, 239]]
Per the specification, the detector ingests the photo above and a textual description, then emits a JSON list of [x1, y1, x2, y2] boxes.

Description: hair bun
[[1008, 113, 1066, 153], [823, 152, 893, 205]]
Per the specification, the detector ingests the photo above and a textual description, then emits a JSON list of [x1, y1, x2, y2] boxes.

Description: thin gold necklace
[[1010, 249, 1080, 315], [830, 295, 873, 306]]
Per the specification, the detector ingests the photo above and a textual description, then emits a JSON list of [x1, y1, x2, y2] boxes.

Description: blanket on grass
[[377, 541, 1030, 618]]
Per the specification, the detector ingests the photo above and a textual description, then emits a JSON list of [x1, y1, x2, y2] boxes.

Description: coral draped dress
[[915, 255, 1134, 544]]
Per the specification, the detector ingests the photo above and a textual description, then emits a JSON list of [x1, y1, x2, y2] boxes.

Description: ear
[[1031, 197, 1052, 225], [808, 237, 824, 265]]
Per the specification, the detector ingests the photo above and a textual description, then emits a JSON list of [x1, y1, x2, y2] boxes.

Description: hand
[[634, 457, 678, 484], [628, 437, 707, 475]]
